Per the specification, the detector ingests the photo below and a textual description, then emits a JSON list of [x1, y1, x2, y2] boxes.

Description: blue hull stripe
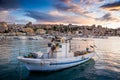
[[50, 58, 89, 65]]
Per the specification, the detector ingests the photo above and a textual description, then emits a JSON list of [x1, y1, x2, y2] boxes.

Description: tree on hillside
[[24, 28, 35, 35], [36, 29, 46, 35]]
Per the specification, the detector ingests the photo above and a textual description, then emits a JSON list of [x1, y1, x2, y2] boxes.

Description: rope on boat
[[94, 51, 101, 62], [95, 51, 100, 58], [92, 41, 100, 61]]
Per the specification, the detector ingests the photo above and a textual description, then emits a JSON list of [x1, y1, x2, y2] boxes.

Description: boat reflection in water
[[22, 59, 95, 80]]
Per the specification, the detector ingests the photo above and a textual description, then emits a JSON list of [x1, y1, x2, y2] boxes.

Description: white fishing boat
[[93, 36, 108, 39], [17, 38, 95, 71], [28, 36, 43, 40], [13, 36, 27, 40], [43, 34, 55, 39]]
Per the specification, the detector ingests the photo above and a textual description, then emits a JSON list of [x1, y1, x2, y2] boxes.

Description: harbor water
[[0, 37, 120, 80]]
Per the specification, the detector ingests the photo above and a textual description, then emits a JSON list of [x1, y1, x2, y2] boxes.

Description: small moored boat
[[13, 36, 27, 40], [17, 38, 95, 71], [28, 36, 43, 40]]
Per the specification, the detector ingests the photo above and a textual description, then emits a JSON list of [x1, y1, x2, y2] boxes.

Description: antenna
[[65, 40, 67, 58]]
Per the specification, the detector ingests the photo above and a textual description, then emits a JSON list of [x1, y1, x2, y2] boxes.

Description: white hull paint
[[18, 52, 95, 71], [14, 36, 27, 40]]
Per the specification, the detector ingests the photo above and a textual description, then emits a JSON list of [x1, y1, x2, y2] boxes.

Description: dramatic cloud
[[25, 11, 64, 22], [59, 0, 72, 3], [96, 13, 119, 22], [80, 0, 104, 5], [97, 13, 113, 21], [0, 0, 20, 11], [101, 1, 120, 11], [25, 10, 95, 25], [54, 0, 105, 18], [0, 0, 52, 11], [0, 10, 16, 23], [0, 11, 9, 21], [54, 0, 88, 15]]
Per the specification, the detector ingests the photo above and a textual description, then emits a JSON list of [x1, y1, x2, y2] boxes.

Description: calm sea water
[[0, 37, 120, 80]]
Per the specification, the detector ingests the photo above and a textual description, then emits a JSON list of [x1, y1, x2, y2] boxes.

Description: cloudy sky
[[0, 0, 120, 28]]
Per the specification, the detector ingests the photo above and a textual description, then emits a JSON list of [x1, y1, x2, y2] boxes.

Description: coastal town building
[[0, 22, 8, 33], [0, 22, 120, 36]]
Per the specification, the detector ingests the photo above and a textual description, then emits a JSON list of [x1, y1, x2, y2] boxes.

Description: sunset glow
[[0, 0, 120, 28]]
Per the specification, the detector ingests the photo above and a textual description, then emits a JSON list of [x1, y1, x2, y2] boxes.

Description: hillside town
[[0, 22, 120, 37]]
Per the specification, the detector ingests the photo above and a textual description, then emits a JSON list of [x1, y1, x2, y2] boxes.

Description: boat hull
[[18, 53, 95, 71]]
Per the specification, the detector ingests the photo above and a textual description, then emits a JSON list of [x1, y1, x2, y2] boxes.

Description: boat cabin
[[46, 38, 95, 58], [24, 38, 95, 59]]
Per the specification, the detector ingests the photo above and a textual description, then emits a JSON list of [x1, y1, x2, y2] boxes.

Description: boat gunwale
[[17, 52, 95, 62]]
